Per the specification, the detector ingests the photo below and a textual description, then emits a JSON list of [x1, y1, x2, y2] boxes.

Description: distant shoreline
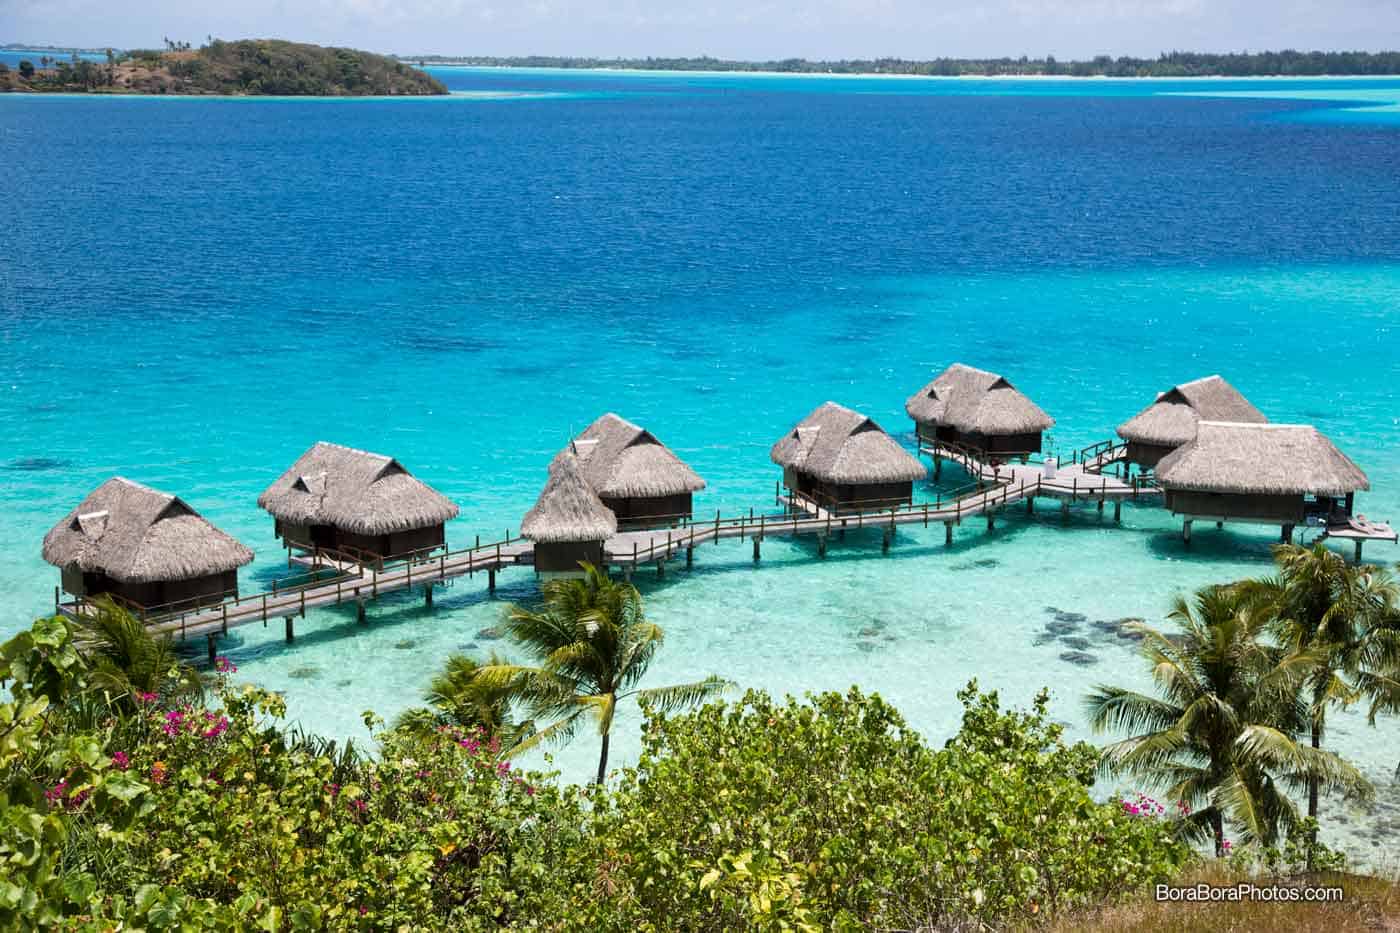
[[413, 63, 1400, 81]]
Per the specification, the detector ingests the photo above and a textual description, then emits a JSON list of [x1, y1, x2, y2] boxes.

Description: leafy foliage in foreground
[[2, 615, 1188, 929], [569, 684, 1189, 930]]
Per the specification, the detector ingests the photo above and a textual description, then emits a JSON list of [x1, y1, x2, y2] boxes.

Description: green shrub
[[572, 683, 1190, 930]]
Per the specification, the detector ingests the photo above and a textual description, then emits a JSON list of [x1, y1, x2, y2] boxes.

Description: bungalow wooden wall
[[1165, 491, 1304, 523]]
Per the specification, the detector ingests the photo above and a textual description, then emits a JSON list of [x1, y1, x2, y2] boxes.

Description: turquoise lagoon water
[[3, 68, 1400, 861]]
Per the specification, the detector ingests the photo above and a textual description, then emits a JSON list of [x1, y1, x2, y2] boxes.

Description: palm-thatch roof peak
[[771, 402, 926, 485], [257, 441, 459, 536], [905, 363, 1054, 436], [1157, 422, 1369, 496], [1118, 375, 1266, 447], [521, 453, 619, 544], [551, 413, 706, 499], [43, 477, 253, 583]]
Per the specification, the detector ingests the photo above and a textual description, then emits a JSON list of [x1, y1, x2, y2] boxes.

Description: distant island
[[1, 39, 447, 95], [402, 49, 1400, 78]]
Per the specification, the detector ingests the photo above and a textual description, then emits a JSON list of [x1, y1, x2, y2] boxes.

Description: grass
[[1043, 864, 1400, 932]]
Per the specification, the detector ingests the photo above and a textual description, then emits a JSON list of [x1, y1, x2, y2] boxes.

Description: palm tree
[[1240, 543, 1400, 819], [393, 651, 535, 754], [1087, 584, 1372, 855], [69, 596, 202, 710], [481, 563, 729, 785]]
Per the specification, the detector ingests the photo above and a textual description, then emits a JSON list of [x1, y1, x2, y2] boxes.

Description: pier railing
[[604, 468, 1157, 567], [1076, 439, 1129, 473]]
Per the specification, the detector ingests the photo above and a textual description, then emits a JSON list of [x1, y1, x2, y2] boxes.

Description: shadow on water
[[1144, 525, 1287, 566], [6, 457, 73, 472], [185, 574, 528, 667]]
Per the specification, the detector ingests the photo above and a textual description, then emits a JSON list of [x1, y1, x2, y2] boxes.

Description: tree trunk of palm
[[595, 730, 611, 786], [1309, 720, 1321, 820], [1211, 810, 1225, 858], [1309, 678, 1326, 821]]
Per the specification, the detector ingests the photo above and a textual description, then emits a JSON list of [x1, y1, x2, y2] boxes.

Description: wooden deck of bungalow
[[55, 439, 1169, 659], [1320, 517, 1399, 562]]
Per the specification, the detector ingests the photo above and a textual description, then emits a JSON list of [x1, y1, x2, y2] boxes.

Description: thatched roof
[[551, 413, 705, 499], [1118, 375, 1266, 446], [904, 363, 1054, 435], [771, 402, 926, 485], [257, 442, 459, 535], [42, 477, 253, 583], [1157, 422, 1369, 496], [521, 453, 618, 543]]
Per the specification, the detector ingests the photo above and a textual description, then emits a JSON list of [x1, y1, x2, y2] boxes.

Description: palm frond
[[631, 676, 732, 715]]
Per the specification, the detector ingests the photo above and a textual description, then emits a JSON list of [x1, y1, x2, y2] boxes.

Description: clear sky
[[3, 0, 1398, 60]]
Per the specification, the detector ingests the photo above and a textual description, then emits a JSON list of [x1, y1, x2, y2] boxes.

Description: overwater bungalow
[[905, 363, 1054, 457], [257, 442, 460, 563], [771, 401, 926, 514], [1157, 421, 1371, 543], [521, 453, 618, 577], [43, 477, 253, 612], [1117, 375, 1266, 470], [553, 413, 705, 527]]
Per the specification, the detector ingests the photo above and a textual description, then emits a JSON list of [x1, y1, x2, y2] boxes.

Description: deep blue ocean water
[[3, 67, 1399, 860]]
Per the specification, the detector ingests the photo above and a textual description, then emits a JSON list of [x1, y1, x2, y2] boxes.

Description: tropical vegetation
[[0, 39, 446, 96], [407, 49, 1400, 78], [1087, 583, 1372, 855], [5, 540, 1398, 927], [474, 563, 729, 784]]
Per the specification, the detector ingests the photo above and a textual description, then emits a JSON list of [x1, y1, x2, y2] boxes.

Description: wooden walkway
[[604, 452, 1156, 570], [54, 441, 1160, 653]]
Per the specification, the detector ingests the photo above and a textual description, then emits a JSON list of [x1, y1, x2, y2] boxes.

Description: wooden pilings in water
[[424, 585, 433, 609], [1355, 540, 1364, 563], [1183, 519, 1193, 547], [284, 616, 295, 642], [488, 568, 497, 594], [1281, 524, 1295, 544], [206, 634, 217, 666], [817, 535, 828, 559], [752, 537, 761, 563], [944, 521, 954, 547], [1113, 501, 1122, 523], [356, 600, 367, 624], [882, 527, 892, 554]]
